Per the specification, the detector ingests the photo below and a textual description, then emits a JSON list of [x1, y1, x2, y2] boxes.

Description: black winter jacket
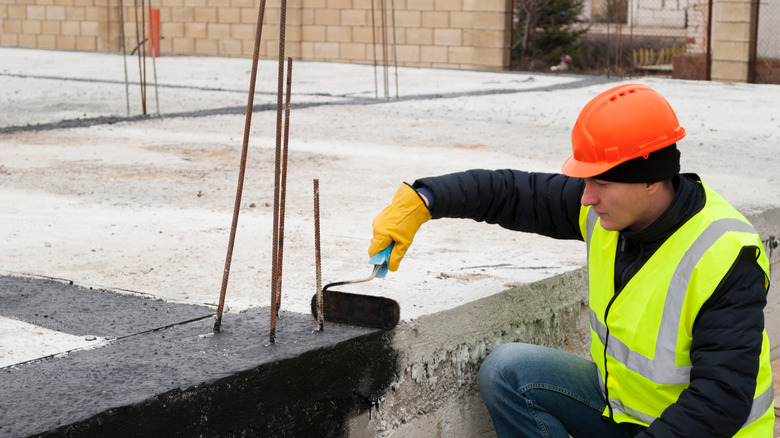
[[414, 170, 768, 438]]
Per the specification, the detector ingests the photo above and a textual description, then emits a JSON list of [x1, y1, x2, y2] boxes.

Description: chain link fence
[[511, 0, 691, 76], [755, 0, 780, 84], [581, 0, 690, 77], [511, 0, 779, 84]]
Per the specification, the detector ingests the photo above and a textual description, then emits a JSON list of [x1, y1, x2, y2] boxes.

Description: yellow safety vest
[[578, 180, 773, 436]]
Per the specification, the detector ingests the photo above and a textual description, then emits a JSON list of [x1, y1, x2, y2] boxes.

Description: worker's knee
[[479, 343, 566, 402], [479, 343, 534, 404]]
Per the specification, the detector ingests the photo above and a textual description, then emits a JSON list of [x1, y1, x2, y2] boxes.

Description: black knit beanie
[[593, 144, 680, 183]]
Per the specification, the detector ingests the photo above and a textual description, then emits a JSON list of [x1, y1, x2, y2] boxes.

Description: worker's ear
[[645, 181, 661, 196]]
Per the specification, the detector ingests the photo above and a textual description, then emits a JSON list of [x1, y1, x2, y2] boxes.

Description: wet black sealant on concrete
[[0, 275, 400, 437], [0, 275, 214, 338]]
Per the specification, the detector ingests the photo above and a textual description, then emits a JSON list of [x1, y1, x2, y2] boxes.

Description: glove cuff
[[397, 183, 432, 224]]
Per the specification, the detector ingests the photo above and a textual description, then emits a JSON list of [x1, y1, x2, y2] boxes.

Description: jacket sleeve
[[412, 169, 585, 241], [638, 250, 768, 437]]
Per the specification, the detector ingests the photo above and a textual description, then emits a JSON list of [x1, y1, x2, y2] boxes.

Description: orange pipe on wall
[[148, 8, 160, 57]]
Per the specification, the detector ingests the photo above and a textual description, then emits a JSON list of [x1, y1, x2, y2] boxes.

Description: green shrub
[[513, 0, 589, 71]]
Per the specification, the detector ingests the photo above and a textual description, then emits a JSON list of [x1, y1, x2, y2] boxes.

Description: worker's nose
[[581, 180, 597, 206]]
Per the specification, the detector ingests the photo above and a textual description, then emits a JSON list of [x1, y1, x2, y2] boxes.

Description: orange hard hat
[[562, 83, 686, 178]]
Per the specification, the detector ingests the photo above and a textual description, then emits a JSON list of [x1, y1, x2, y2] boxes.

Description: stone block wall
[[0, 0, 114, 51], [0, 0, 513, 71], [709, 0, 757, 82]]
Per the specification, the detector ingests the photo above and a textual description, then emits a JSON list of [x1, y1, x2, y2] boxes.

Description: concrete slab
[[3, 48, 779, 324], [1, 48, 609, 325]]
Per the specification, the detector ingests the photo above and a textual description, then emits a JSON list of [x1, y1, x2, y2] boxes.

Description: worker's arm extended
[[413, 169, 585, 240], [369, 169, 584, 271]]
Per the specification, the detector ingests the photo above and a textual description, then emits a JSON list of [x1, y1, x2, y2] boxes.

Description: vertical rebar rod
[[629, 0, 634, 75], [380, 0, 389, 99], [390, 0, 399, 99], [273, 56, 293, 315], [132, 0, 146, 115], [214, 0, 268, 333], [141, 0, 147, 113], [270, 0, 288, 344], [313, 179, 324, 331], [118, 0, 130, 116], [706, 0, 713, 81], [616, 0, 623, 76], [371, 0, 378, 99], [606, 19, 611, 77]]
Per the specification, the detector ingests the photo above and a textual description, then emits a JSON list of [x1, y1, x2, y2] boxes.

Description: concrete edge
[[351, 267, 591, 437], [749, 208, 780, 360]]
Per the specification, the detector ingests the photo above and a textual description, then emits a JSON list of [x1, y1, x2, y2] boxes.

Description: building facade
[[0, 0, 775, 82]]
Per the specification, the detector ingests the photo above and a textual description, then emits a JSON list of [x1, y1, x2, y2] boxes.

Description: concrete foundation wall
[[749, 207, 780, 360], [348, 267, 592, 437], [0, 0, 513, 70]]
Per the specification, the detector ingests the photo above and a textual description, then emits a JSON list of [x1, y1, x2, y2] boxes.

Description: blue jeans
[[478, 343, 647, 438]]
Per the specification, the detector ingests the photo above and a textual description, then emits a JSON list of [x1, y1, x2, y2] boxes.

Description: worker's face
[[581, 178, 655, 232]]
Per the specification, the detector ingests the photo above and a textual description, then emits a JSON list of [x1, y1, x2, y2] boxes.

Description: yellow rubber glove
[[369, 183, 432, 271]]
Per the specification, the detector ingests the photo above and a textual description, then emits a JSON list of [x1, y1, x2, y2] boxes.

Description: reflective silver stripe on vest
[[610, 384, 774, 428], [597, 364, 607, 400], [744, 384, 774, 427], [586, 210, 773, 426], [609, 398, 657, 425], [585, 208, 598, 252]]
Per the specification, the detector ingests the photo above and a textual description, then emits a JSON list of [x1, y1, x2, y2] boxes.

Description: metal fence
[[755, 0, 780, 84], [510, 0, 693, 77], [571, 0, 691, 77], [511, 0, 780, 84]]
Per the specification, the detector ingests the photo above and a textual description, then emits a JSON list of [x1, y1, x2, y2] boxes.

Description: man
[[369, 84, 773, 437]]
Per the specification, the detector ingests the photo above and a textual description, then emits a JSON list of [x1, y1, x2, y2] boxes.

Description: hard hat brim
[[561, 154, 618, 179]]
